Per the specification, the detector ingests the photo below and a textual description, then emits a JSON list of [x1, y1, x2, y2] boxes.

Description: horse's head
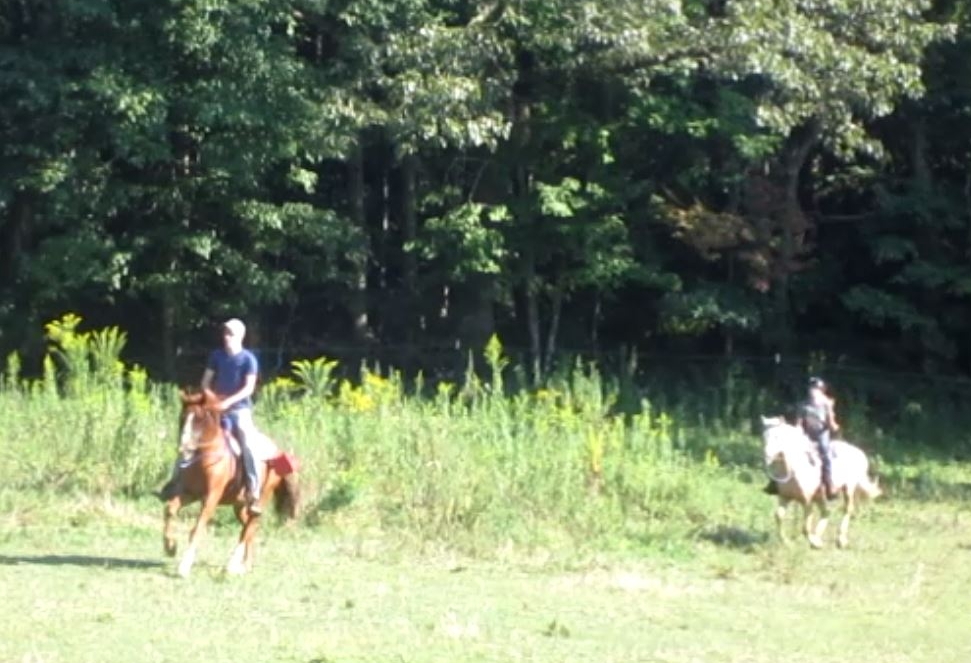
[[178, 389, 223, 452], [760, 415, 806, 468]]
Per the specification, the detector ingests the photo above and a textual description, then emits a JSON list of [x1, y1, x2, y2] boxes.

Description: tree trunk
[[523, 251, 542, 382], [964, 172, 971, 375], [160, 284, 176, 382], [401, 152, 419, 339], [912, 114, 931, 193], [1, 191, 30, 286], [725, 252, 736, 358], [723, 163, 742, 359], [771, 120, 821, 354], [457, 273, 496, 351], [543, 284, 563, 373], [347, 140, 371, 342], [511, 50, 540, 382]]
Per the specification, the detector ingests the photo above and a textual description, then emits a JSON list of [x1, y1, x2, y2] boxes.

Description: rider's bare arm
[[826, 396, 840, 431], [200, 367, 215, 392]]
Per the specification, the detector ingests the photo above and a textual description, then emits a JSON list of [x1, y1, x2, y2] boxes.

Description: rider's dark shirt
[[206, 348, 258, 411]]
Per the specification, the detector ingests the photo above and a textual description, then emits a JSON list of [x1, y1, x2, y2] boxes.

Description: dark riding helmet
[[808, 376, 826, 389]]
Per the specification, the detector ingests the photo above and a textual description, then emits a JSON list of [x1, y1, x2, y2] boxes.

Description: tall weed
[[3, 316, 954, 556]]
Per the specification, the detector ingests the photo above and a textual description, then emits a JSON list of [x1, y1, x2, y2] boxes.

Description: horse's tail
[[273, 472, 301, 520], [857, 474, 882, 500], [839, 442, 882, 500]]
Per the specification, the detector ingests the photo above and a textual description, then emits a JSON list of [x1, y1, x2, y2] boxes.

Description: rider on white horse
[[798, 376, 841, 500]]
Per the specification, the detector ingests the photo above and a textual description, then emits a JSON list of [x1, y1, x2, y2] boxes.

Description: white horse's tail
[[856, 474, 882, 499], [833, 440, 882, 500]]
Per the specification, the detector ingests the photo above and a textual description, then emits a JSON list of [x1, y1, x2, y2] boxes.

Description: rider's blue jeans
[[223, 408, 260, 498], [810, 428, 833, 490]]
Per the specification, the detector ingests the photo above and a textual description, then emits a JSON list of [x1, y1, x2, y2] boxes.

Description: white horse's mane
[[760, 415, 812, 457]]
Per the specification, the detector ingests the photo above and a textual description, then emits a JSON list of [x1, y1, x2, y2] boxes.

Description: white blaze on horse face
[[180, 412, 199, 453], [761, 419, 790, 466]]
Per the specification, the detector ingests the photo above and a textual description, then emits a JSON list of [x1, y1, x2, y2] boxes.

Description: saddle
[[179, 427, 279, 463]]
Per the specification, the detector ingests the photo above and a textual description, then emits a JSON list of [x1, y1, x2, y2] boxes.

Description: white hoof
[[837, 535, 848, 549], [177, 559, 193, 578], [226, 560, 247, 575], [177, 547, 196, 578], [225, 544, 247, 575], [808, 535, 824, 550]]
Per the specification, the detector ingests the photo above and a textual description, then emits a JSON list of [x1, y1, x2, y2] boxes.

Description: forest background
[[3, 0, 971, 410]]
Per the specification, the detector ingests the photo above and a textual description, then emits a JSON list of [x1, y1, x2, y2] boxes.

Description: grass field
[[2, 490, 970, 663], [4, 321, 971, 662]]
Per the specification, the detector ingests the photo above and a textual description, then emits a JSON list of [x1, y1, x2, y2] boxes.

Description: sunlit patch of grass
[[1, 504, 969, 663]]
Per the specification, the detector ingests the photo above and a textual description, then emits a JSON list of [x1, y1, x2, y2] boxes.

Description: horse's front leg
[[775, 499, 790, 544], [806, 500, 829, 549], [178, 492, 220, 578], [162, 496, 182, 557], [837, 489, 855, 549]]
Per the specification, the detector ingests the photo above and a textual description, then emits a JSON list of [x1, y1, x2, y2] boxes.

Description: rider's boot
[[247, 488, 262, 515], [822, 465, 838, 500]]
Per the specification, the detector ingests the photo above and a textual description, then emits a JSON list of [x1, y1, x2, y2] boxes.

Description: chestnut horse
[[162, 389, 300, 577], [761, 416, 880, 549]]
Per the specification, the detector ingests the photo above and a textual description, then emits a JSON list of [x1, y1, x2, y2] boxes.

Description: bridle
[[764, 451, 794, 483], [180, 405, 221, 453]]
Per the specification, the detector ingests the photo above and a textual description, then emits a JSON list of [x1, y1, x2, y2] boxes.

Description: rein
[[764, 454, 793, 484], [181, 409, 231, 468]]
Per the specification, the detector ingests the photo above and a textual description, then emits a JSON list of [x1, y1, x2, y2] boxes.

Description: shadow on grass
[[303, 482, 357, 526], [0, 554, 164, 570], [699, 525, 769, 551]]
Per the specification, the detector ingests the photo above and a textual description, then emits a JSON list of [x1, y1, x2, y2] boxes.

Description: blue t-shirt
[[206, 348, 258, 410]]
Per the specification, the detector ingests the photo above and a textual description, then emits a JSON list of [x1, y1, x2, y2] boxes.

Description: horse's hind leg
[[163, 497, 182, 557], [227, 517, 260, 575], [837, 490, 855, 549], [227, 469, 273, 574], [226, 506, 252, 575]]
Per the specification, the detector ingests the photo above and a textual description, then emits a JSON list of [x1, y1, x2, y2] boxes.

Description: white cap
[[223, 318, 246, 338]]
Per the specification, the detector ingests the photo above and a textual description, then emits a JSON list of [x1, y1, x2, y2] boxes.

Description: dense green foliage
[[1, 0, 968, 385]]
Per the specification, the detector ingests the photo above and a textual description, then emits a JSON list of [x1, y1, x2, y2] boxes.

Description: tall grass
[[1, 315, 965, 556]]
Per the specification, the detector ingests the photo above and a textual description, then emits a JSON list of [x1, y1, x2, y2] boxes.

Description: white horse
[[761, 416, 881, 549]]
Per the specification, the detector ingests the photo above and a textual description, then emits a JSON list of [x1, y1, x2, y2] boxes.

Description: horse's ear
[[180, 388, 204, 405]]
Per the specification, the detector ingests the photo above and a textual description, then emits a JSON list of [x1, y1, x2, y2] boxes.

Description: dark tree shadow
[[0, 554, 165, 570]]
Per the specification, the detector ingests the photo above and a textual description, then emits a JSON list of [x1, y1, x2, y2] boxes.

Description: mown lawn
[[1, 492, 970, 663]]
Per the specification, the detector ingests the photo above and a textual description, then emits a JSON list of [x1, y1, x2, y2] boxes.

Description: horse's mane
[[761, 415, 814, 457], [180, 388, 219, 407]]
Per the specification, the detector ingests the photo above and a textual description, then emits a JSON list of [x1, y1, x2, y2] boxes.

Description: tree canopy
[[0, 0, 965, 380]]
